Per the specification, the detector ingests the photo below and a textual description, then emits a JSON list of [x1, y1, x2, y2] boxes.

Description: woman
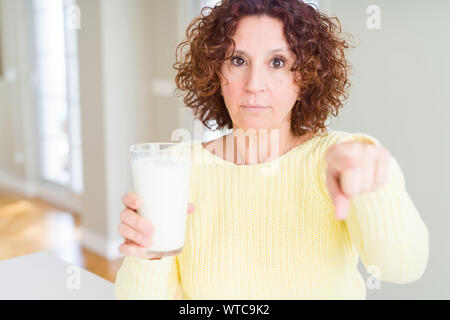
[[115, 0, 429, 299]]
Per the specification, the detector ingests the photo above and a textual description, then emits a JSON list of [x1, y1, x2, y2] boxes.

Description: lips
[[243, 104, 268, 109], [241, 105, 269, 112]]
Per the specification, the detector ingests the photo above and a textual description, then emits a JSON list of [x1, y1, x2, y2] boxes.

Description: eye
[[271, 57, 285, 69], [230, 55, 286, 69], [230, 56, 245, 66]]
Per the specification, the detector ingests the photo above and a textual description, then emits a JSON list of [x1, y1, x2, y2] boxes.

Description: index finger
[[122, 192, 141, 210], [326, 169, 351, 221]]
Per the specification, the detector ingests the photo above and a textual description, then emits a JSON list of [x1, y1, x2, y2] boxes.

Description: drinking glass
[[129, 142, 192, 257]]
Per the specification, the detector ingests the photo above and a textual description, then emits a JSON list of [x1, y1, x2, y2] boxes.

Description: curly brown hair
[[173, 0, 354, 136]]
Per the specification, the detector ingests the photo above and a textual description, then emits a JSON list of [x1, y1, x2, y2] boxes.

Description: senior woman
[[114, 0, 429, 299]]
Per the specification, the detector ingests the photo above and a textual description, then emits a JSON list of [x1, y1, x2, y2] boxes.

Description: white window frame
[[30, 0, 83, 194]]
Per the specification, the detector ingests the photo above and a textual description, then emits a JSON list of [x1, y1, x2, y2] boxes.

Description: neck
[[228, 126, 303, 165]]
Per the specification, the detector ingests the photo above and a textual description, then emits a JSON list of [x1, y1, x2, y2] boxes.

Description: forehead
[[230, 15, 291, 54]]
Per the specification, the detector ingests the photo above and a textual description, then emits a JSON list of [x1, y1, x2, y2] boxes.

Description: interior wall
[[0, 0, 27, 183], [328, 0, 450, 299]]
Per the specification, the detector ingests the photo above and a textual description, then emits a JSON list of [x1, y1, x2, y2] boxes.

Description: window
[[201, 0, 220, 8], [303, 0, 319, 10], [32, 0, 83, 193]]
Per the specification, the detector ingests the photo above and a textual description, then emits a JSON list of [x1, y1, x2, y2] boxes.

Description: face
[[219, 15, 300, 133]]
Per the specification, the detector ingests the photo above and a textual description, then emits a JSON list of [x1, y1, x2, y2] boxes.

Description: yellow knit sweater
[[114, 130, 429, 300]]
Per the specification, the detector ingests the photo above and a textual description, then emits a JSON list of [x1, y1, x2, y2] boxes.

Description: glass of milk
[[129, 142, 192, 257]]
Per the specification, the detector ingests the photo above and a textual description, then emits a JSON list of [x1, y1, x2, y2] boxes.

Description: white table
[[0, 250, 115, 299]]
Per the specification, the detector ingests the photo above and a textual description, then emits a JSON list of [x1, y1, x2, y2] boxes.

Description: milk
[[131, 155, 191, 254]]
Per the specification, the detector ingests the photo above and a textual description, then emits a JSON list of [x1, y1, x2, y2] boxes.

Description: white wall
[[328, 0, 450, 299]]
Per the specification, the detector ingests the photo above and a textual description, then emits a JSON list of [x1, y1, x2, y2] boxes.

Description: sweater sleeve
[[323, 132, 430, 284], [114, 255, 181, 299]]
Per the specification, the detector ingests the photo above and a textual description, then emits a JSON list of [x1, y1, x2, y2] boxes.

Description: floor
[[0, 188, 124, 283], [0, 188, 185, 299]]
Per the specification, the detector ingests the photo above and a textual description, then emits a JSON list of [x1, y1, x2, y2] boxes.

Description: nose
[[244, 64, 266, 93]]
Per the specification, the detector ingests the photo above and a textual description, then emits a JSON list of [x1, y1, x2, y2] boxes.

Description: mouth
[[241, 105, 270, 112]]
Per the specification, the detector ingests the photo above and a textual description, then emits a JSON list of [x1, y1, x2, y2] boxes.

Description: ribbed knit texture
[[114, 130, 429, 299]]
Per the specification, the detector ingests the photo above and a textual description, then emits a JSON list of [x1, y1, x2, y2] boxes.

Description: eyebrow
[[234, 48, 289, 56]]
